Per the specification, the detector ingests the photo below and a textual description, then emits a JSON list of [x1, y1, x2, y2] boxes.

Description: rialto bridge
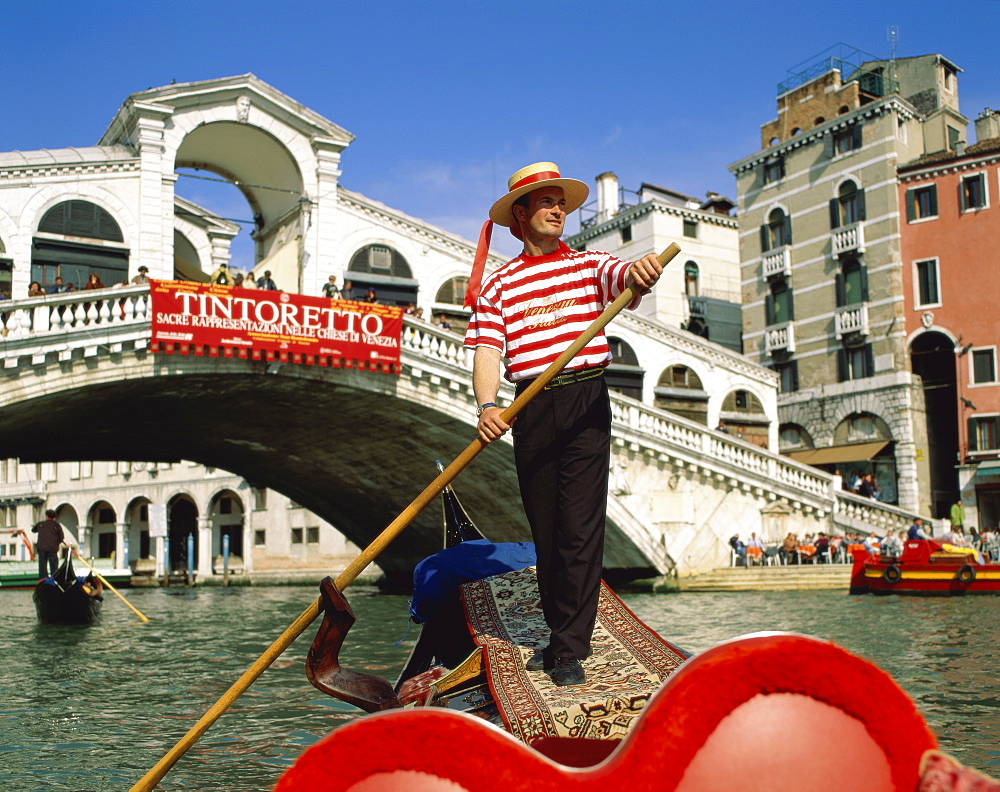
[[0, 288, 924, 582]]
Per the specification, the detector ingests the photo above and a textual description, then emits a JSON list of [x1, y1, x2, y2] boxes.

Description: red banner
[[149, 280, 403, 372]]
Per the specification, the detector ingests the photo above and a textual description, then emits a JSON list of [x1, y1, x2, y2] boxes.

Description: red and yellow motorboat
[[850, 538, 1000, 595]]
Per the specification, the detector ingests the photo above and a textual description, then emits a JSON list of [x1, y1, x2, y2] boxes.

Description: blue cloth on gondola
[[409, 539, 536, 623]]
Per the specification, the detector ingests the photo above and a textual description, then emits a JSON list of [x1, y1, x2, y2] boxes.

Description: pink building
[[899, 109, 1000, 529]]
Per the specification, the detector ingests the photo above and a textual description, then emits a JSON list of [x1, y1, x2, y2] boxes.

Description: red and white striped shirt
[[463, 242, 640, 382]]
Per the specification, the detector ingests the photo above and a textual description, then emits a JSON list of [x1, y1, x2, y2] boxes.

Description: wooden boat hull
[[850, 540, 1000, 595], [32, 555, 102, 624]]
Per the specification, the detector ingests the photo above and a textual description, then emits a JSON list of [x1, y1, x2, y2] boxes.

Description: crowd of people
[[729, 521, 1000, 567]]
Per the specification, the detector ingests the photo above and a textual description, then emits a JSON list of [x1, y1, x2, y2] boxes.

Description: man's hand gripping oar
[[128, 242, 680, 792]]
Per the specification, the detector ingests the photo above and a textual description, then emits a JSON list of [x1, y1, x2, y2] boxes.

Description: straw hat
[[488, 162, 589, 227]]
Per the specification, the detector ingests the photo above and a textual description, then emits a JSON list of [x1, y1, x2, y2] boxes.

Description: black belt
[[517, 366, 604, 392]]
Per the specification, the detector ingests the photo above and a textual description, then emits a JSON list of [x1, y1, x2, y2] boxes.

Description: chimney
[[975, 108, 1000, 143], [595, 172, 618, 223]]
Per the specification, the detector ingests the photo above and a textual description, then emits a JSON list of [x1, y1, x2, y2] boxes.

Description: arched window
[[830, 180, 866, 230], [814, 116, 826, 126], [0, 235, 10, 299], [345, 243, 417, 307], [767, 208, 791, 250], [779, 423, 814, 451], [654, 365, 708, 424], [720, 389, 770, 449], [606, 336, 643, 400], [32, 200, 128, 290], [348, 244, 412, 278], [435, 276, 469, 306], [684, 261, 699, 296]]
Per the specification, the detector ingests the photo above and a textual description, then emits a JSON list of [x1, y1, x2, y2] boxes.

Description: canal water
[[1, 584, 998, 790]]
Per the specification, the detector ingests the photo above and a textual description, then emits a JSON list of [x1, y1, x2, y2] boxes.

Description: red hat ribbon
[[464, 219, 493, 308]]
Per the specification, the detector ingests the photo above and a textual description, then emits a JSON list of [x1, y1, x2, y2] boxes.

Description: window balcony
[[765, 321, 795, 354], [835, 303, 870, 339], [832, 222, 865, 256], [762, 246, 791, 279]]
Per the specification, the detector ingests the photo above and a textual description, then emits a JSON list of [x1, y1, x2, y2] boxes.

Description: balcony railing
[[687, 297, 707, 318], [832, 222, 865, 256], [835, 303, 870, 338], [762, 246, 791, 279], [765, 321, 795, 354]]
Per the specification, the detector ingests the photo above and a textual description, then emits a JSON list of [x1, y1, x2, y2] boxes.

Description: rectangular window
[[972, 349, 997, 384], [834, 125, 862, 155], [973, 416, 1000, 451], [961, 173, 988, 211], [763, 157, 784, 184], [306, 526, 320, 544], [254, 530, 266, 547], [683, 219, 698, 238], [619, 225, 632, 244], [253, 488, 267, 511], [914, 259, 940, 307], [948, 126, 961, 150], [839, 344, 874, 382], [291, 527, 303, 545], [907, 185, 938, 221]]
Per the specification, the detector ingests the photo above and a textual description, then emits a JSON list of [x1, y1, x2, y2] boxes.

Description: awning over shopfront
[[976, 463, 1000, 477], [786, 440, 891, 466]]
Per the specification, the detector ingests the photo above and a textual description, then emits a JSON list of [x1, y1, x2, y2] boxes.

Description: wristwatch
[[476, 402, 497, 417]]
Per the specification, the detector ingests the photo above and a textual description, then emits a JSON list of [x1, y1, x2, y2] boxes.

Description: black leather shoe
[[549, 657, 586, 687], [525, 647, 550, 672]]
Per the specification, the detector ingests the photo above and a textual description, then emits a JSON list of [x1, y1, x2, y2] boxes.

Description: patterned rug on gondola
[[460, 566, 688, 744]]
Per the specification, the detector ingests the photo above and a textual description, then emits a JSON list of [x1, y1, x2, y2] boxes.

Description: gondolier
[[463, 162, 662, 686], [32, 509, 64, 580]]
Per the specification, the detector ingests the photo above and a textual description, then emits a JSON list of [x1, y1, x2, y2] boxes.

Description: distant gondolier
[[464, 162, 662, 686], [32, 509, 64, 579]]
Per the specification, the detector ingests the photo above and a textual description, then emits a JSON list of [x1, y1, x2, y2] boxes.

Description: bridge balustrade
[[0, 288, 927, 543], [1, 286, 151, 363]]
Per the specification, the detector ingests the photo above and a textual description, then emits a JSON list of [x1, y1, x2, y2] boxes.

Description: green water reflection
[[1, 585, 997, 791]]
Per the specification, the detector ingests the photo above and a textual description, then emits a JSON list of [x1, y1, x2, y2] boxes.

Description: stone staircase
[[679, 563, 854, 592]]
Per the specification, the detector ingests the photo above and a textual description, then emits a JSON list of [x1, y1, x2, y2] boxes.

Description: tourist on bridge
[[242, 271, 258, 289], [130, 266, 150, 285], [257, 270, 278, 290], [48, 277, 70, 294], [464, 161, 662, 687], [322, 275, 341, 299]]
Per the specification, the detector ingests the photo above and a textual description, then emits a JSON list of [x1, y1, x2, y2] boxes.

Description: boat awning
[[976, 463, 1000, 477], [786, 440, 891, 466]]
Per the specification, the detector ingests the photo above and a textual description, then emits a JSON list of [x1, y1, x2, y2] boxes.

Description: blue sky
[[3, 0, 998, 264]]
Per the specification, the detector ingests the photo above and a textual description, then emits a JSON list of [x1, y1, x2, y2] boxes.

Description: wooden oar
[[73, 550, 150, 623], [128, 242, 681, 792]]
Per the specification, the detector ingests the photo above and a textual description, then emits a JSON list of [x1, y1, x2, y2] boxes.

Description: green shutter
[[760, 224, 770, 253], [968, 417, 979, 452], [929, 185, 938, 216], [860, 265, 870, 302], [863, 345, 875, 378], [786, 288, 795, 321], [906, 190, 916, 221], [857, 188, 866, 221], [829, 199, 840, 229], [837, 349, 849, 382], [852, 124, 863, 151], [765, 293, 774, 326], [835, 273, 845, 307], [783, 214, 793, 246]]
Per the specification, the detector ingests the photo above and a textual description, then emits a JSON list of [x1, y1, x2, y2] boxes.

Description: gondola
[[275, 484, 1000, 791], [33, 552, 103, 624], [850, 537, 1000, 595]]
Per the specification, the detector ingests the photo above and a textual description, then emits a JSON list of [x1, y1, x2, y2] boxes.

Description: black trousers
[[37, 549, 59, 579], [513, 376, 611, 660]]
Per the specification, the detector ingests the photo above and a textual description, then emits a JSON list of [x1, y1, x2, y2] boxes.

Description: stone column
[[115, 521, 128, 569], [197, 517, 214, 578]]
